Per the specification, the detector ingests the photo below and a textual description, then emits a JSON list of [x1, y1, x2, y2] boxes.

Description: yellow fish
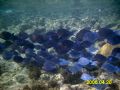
[[98, 43, 120, 57]]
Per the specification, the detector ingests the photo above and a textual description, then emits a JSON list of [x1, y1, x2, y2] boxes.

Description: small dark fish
[[57, 28, 72, 40], [98, 28, 114, 39], [73, 41, 84, 51], [93, 54, 107, 65], [13, 55, 24, 63], [15, 39, 28, 47], [27, 56, 44, 67], [34, 45, 42, 50], [61, 40, 74, 48], [29, 32, 46, 43], [78, 57, 90, 66], [0, 43, 6, 52], [29, 33, 37, 42], [17, 46, 26, 53], [107, 56, 120, 66], [2, 50, 13, 60], [43, 31, 60, 48], [75, 27, 91, 41], [81, 49, 93, 59], [107, 34, 120, 45], [43, 40, 56, 48], [9, 43, 20, 51], [34, 56, 45, 67], [17, 31, 29, 40], [80, 73, 94, 80], [45, 31, 59, 42], [68, 63, 82, 74], [111, 48, 120, 59], [3, 40, 13, 47], [23, 40, 35, 49], [58, 58, 69, 66], [37, 49, 46, 55], [12, 51, 19, 56], [14, 39, 26, 46], [0, 31, 12, 40], [37, 50, 50, 59], [98, 28, 120, 45], [54, 40, 74, 54], [114, 30, 120, 36], [42, 61, 57, 73], [35, 44, 46, 51], [68, 49, 81, 59], [86, 45, 98, 54], [83, 32, 98, 43], [0, 31, 18, 41], [85, 64, 98, 71], [34, 45, 40, 49], [80, 41, 92, 48], [37, 35, 47, 43], [45, 55, 59, 64], [54, 44, 70, 54], [22, 57, 31, 65], [116, 67, 120, 74], [25, 48, 35, 57], [101, 63, 117, 73]]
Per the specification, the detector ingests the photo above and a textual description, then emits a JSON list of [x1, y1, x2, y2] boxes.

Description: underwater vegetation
[[0, 25, 120, 90]]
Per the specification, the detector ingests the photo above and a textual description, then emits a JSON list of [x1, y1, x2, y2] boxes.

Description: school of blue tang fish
[[0, 27, 120, 85]]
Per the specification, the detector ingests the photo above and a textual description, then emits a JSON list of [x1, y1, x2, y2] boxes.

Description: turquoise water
[[0, 0, 119, 29], [0, 0, 120, 18]]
